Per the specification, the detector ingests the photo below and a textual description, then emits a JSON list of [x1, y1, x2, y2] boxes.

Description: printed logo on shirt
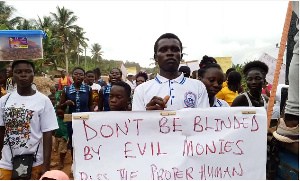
[[184, 92, 196, 108], [3, 105, 34, 149]]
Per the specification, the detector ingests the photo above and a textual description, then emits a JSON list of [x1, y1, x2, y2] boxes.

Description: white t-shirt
[[132, 73, 209, 111], [212, 97, 230, 107], [91, 83, 101, 93], [91, 83, 101, 111], [0, 91, 58, 170], [126, 80, 136, 90]]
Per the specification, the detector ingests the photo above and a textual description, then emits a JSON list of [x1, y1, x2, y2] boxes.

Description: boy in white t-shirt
[[132, 33, 209, 110], [86, 70, 101, 111], [0, 60, 58, 179]]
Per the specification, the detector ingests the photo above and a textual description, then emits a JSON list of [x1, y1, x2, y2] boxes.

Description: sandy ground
[[50, 137, 74, 180]]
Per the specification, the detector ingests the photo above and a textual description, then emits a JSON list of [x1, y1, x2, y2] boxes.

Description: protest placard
[[72, 107, 267, 180], [259, 52, 286, 84]]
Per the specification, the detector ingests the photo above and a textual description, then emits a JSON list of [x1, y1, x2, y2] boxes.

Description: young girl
[[85, 70, 101, 111], [198, 56, 229, 107], [98, 68, 122, 111], [0, 60, 58, 179], [231, 61, 269, 109], [59, 67, 93, 159], [216, 71, 242, 106], [135, 71, 148, 87], [109, 81, 132, 111]]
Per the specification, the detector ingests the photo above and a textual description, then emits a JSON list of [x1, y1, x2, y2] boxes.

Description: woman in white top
[[198, 55, 229, 107], [231, 61, 269, 109], [0, 60, 58, 179]]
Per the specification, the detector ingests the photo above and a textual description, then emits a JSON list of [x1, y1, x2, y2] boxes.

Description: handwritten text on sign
[[72, 107, 267, 180]]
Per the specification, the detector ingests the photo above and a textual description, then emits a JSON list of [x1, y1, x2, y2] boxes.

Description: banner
[[179, 60, 199, 74], [119, 62, 127, 81], [258, 52, 286, 84], [214, 57, 232, 72], [72, 107, 267, 180], [126, 66, 137, 74]]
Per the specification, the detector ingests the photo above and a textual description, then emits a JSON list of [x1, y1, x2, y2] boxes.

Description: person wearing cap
[[132, 33, 209, 111]]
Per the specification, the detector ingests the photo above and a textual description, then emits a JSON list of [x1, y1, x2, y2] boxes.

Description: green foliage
[[0, 23, 8, 30]]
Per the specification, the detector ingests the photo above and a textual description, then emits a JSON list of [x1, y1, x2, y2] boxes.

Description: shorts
[[56, 137, 68, 154], [0, 165, 42, 180]]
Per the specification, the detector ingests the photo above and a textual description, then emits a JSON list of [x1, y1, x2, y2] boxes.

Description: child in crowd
[[198, 56, 229, 107], [54, 84, 62, 103], [216, 71, 242, 106], [98, 68, 122, 111], [85, 70, 101, 111], [52, 106, 68, 170], [109, 81, 132, 111], [48, 94, 56, 108], [135, 71, 148, 87]]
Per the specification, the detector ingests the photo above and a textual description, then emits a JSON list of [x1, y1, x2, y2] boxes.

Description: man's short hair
[[154, 33, 182, 54], [12, 60, 35, 72]]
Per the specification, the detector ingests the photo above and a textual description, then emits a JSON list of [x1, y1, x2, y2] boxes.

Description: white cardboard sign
[[72, 107, 267, 180], [259, 52, 286, 85]]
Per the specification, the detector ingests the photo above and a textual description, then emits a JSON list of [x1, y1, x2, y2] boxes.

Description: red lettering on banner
[[83, 121, 97, 141], [124, 142, 136, 158], [133, 119, 143, 136], [159, 117, 170, 134], [193, 116, 203, 132], [233, 140, 244, 155], [137, 143, 146, 155], [117, 168, 138, 180], [116, 120, 129, 137], [100, 124, 114, 138], [206, 141, 216, 154], [251, 115, 259, 131], [173, 117, 182, 132], [84, 146, 93, 160]]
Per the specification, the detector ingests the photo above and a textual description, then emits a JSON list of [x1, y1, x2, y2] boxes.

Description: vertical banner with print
[[119, 61, 128, 81]]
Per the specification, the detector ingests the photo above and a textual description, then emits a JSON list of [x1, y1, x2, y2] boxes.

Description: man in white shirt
[[132, 33, 209, 111]]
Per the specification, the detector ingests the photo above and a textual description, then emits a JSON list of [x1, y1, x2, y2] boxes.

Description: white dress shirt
[[132, 73, 209, 111]]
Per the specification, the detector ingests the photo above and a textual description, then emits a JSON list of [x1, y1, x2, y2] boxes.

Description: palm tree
[[51, 6, 80, 74], [0, 1, 21, 29], [91, 43, 103, 62], [16, 18, 35, 30], [35, 15, 54, 30], [70, 27, 89, 65]]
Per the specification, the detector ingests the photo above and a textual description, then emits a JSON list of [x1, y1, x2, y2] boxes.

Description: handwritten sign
[[72, 107, 267, 180], [259, 52, 286, 84]]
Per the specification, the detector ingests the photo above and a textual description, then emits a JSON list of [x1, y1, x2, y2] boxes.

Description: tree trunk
[[85, 47, 87, 71], [64, 41, 69, 74]]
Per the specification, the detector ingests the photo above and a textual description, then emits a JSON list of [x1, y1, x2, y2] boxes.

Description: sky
[[6, 0, 290, 68]]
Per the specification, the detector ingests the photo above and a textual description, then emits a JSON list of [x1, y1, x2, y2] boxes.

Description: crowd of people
[[0, 10, 298, 178]]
